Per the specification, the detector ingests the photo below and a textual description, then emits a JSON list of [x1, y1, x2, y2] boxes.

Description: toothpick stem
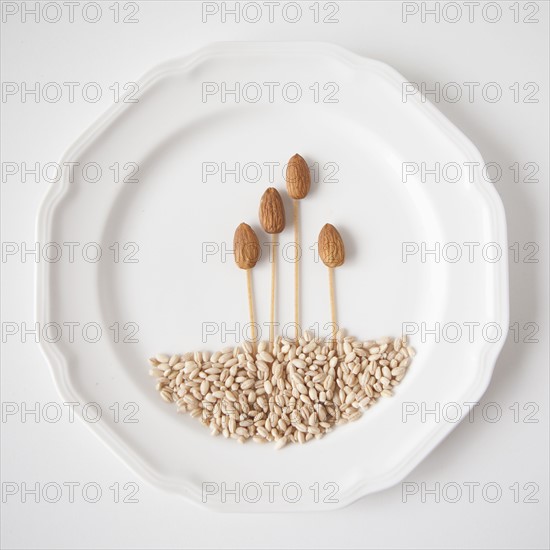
[[329, 267, 337, 341], [293, 199, 300, 339], [269, 233, 278, 349], [246, 268, 257, 346]]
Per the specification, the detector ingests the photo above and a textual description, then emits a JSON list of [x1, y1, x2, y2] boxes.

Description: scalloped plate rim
[[35, 41, 509, 511]]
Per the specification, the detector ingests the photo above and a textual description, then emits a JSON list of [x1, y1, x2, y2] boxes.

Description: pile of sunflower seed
[[148, 331, 415, 449]]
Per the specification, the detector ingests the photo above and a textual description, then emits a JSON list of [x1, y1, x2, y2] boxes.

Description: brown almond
[[234, 223, 260, 269], [286, 154, 311, 200], [318, 224, 345, 268], [259, 187, 285, 234]]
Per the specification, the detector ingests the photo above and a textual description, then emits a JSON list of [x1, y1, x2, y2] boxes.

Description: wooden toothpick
[[328, 266, 336, 338], [286, 154, 310, 340], [293, 199, 300, 335], [246, 268, 257, 344], [259, 187, 285, 350], [270, 233, 278, 347], [234, 223, 260, 347], [318, 224, 345, 342]]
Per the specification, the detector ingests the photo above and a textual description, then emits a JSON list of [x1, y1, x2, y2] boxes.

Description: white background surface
[[1, 1, 548, 548]]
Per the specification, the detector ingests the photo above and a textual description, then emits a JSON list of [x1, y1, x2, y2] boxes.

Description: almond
[[286, 153, 310, 200], [259, 187, 285, 234], [234, 223, 260, 269], [318, 224, 345, 268]]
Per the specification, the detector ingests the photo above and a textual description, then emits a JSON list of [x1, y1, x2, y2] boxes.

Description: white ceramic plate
[[37, 42, 508, 511]]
